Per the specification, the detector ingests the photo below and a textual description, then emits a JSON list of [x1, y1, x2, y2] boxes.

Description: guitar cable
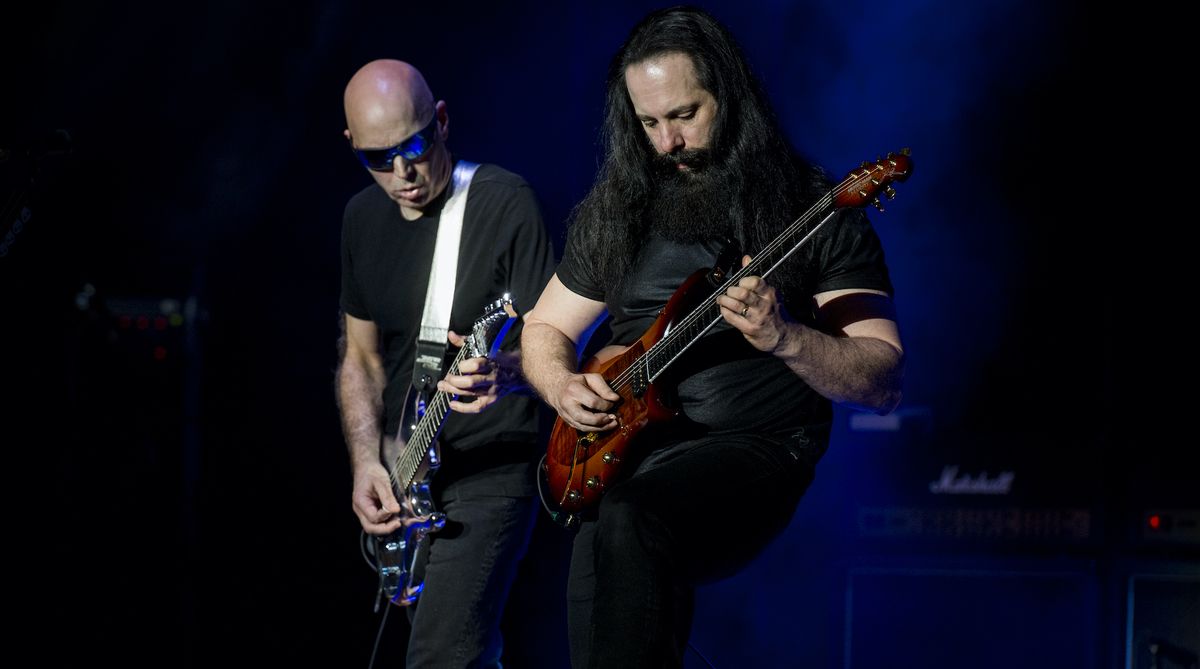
[[688, 641, 717, 668], [535, 453, 580, 529], [362, 592, 715, 669], [533, 454, 558, 519], [359, 530, 379, 572], [366, 602, 391, 669], [359, 530, 391, 669]]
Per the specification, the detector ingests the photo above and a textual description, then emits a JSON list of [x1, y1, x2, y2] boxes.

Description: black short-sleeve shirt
[[555, 208, 892, 438], [340, 163, 555, 457]]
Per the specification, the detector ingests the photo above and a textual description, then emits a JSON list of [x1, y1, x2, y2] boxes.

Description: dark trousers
[[566, 431, 816, 669], [405, 463, 538, 669]]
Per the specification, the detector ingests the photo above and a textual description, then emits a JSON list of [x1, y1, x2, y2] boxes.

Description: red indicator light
[[154, 316, 167, 331], [1148, 514, 1161, 530], [153, 346, 167, 361], [136, 316, 149, 330]]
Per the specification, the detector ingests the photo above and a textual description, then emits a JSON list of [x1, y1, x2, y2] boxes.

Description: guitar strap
[[411, 160, 480, 393]]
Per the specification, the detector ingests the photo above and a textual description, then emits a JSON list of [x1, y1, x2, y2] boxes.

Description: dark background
[[2, 1, 1192, 667]]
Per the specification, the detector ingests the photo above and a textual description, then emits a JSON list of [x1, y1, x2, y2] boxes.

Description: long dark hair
[[569, 6, 828, 293]]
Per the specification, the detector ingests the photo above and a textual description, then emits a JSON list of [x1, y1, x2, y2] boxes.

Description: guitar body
[[544, 266, 723, 520], [541, 150, 912, 525], [367, 296, 518, 609], [374, 387, 447, 607]]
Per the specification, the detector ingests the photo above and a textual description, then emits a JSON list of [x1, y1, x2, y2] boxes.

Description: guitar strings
[[554, 158, 904, 511], [553, 182, 843, 506], [602, 167, 875, 394], [614, 157, 903, 393], [387, 343, 470, 491], [386, 306, 512, 490], [639, 193, 837, 384]]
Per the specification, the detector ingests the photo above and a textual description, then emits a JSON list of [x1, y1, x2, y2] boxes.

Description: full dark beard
[[646, 149, 735, 243]]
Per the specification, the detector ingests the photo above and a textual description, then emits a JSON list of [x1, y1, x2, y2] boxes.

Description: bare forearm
[[775, 323, 904, 414], [336, 359, 386, 470], [520, 322, 580, 403]]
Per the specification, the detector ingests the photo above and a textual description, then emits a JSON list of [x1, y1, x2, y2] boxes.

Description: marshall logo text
[[929, 466, 1014, 495]]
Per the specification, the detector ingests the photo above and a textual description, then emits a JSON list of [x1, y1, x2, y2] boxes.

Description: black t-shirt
[[340, 163, 555, 459], [556, 208, 892, 439]]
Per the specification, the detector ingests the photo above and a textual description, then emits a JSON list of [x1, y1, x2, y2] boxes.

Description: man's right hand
[[352, 462, 405, 535], [551, 372, 621, 432], [521, 273, 617, 431]]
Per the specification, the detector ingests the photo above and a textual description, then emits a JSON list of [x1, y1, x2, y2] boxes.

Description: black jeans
[[405, 459, 538, 668], [565, 430, 818, 669]]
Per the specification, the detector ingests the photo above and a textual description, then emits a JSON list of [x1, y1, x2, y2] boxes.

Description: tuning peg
[[885, 185, 897, 200], [900, 147, 911, 156], [872, 197, 885, 212], [860, 161, 870, 169]]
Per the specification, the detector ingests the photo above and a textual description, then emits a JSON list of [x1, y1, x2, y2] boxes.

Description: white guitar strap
[[412, 160, 479, 392]]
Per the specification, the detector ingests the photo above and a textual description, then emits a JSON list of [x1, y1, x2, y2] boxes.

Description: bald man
[[336, 60, 554, 667]]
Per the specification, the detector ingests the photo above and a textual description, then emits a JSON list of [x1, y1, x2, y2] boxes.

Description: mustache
[[650, 147, 714, 174]]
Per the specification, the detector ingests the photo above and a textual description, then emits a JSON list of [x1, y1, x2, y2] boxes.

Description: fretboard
[[632, 192, 840, 387], [390, 344, 469, 490]]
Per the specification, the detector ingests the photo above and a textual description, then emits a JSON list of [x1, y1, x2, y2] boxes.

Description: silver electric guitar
[[369, 295, 517, 609]]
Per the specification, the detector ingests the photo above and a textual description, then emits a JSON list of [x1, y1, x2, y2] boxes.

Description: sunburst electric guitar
[[370, 295, 517, 609], [542, 150, 913, 527]]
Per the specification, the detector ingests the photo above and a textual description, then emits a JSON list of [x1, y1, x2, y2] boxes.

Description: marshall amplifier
[[820, 407, 1107, 551]]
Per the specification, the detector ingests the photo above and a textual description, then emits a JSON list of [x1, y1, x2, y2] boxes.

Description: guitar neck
[[616, 150, 911, 390], [391, 344, 470, 490], [641, 190, 842, 385]]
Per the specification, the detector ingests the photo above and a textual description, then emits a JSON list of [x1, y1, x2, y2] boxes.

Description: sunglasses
[[352, 115, 438, 172]]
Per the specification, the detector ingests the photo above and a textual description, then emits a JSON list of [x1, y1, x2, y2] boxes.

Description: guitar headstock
[[834, 148, 913, 212], [465, 294, 518, 359]]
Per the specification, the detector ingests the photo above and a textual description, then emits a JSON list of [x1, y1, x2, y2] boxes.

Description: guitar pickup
[[631, 362, 648, 398]]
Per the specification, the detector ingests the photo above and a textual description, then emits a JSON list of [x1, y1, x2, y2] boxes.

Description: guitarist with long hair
[[521, 8, 905, 668], [336, 60, 554, 667]]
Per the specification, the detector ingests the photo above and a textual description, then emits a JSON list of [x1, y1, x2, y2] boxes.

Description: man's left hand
[[437, 330, 524, 414], [716, 254, 793, 354]]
